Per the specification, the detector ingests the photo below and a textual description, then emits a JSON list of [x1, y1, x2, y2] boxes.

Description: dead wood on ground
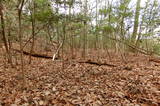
[[13, 49, 53, 59], [78, 60, 116, 67], [149, 58, 160, 63]]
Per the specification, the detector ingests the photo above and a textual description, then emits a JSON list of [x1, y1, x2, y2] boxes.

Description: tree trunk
[[0, 1, 13, 65], [82, 0, 88, 59], [18, 0, 25, 89], [29, 1, 36, 64], [131, 0, 141, 46]]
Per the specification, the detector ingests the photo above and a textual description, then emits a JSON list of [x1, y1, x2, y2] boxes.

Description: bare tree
[[82, 0, 88, 59], [0, 1, 13, 65], [29, 0, 36, 64], [17, 0, 25, 88]]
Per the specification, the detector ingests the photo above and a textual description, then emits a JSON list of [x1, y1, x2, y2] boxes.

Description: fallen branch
[[13, 49, 53, 59], [52, 42, 63, 61], [78, 60, 116, 67], [149, 58, 160, 63]]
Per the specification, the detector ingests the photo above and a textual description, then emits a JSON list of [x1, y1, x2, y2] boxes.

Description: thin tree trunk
[[61, 0, 67, 70], [18, 0, 25, 89], [68, 4, 74, 59], [55, 1, 60, 58], [0, 1, 13, 65], [131, 0, 141, 46], [29, 1, 35, 64], [82, 0, 88, 59]]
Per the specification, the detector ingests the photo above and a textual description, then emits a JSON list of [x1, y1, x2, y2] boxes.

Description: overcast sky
[[56, 0, 159, 14]]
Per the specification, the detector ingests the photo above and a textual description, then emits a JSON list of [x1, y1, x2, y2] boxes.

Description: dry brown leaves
[[0, 51, 160, 106]]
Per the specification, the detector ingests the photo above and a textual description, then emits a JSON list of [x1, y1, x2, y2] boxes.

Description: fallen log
[[149, 57, 160, 63], [78, 60, 116, 67], [13, 49, 53, 59]]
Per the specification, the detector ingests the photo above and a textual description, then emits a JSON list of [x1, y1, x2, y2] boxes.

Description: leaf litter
[[0, 52, 160, 106]]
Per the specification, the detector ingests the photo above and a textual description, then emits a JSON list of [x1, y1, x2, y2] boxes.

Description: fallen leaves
[[0, 52, 160, 105]]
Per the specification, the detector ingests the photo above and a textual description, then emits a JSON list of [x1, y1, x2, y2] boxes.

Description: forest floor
[[0, 49, 160, 106]]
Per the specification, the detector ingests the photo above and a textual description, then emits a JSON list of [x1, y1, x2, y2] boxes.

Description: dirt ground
[[0, 49, 160, 106]]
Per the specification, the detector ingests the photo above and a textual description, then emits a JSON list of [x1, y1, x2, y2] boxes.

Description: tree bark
[[29, 1, 36, 64], [18, 0, 25, 89], [82, 0, 88, 59], [0, 1, 13, 65], [131, 0, 141, 46]]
